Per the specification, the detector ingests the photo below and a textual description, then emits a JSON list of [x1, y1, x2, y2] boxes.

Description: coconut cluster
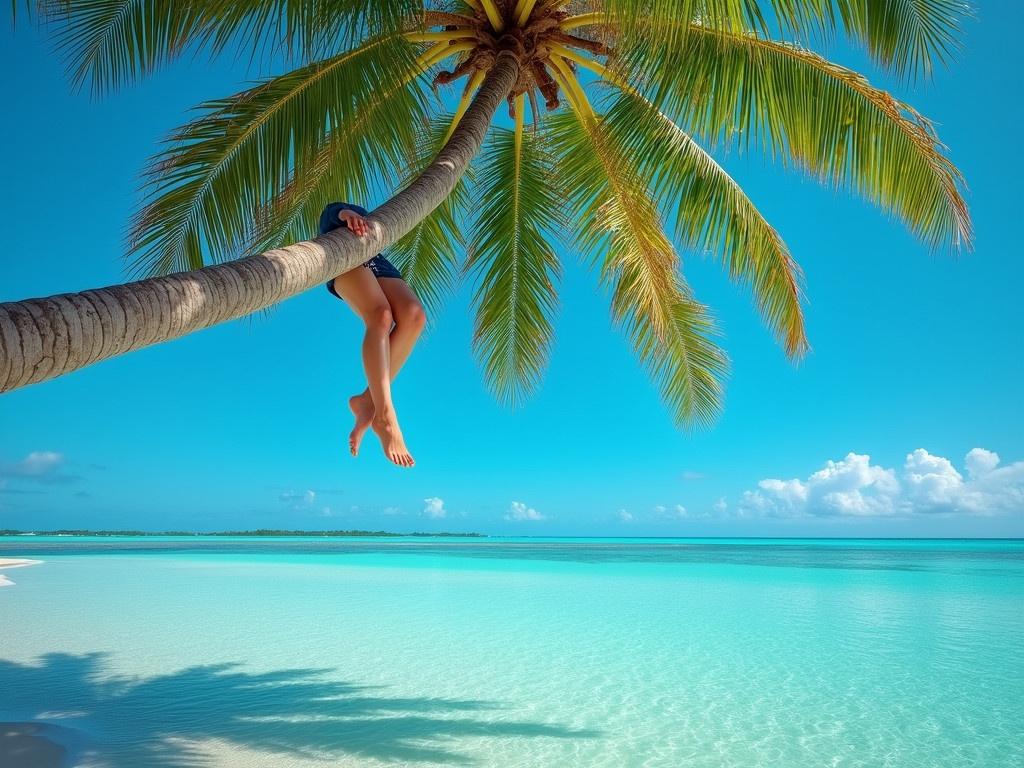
[[422, 2, 610, 116]]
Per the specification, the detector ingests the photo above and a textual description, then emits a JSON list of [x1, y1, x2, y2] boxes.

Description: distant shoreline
[[1, 531, 1020, 541], [0, 529, 485, 538]]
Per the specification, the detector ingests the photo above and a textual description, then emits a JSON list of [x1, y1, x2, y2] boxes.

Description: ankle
[[373, 406, 397, 423]]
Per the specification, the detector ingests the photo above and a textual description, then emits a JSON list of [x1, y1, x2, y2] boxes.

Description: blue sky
[[1, 6, 1022, 537]]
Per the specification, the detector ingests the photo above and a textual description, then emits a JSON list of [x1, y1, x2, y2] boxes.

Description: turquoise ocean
[[1, 536, 1021, 767]]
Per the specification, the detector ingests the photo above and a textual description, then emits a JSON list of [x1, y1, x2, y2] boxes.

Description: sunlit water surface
[[1, 536, 1021, 767]]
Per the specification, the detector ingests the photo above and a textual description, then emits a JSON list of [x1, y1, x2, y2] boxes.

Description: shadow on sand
[[0, 653, 599, 766]]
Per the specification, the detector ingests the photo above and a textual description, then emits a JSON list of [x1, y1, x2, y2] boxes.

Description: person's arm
[[337, 207, 369, 236], [319, 202, 370, 236]]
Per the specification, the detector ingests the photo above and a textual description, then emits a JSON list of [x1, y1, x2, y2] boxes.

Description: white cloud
[[422, 497, 446, 519], [668, 503, 721, 521], [681, 471, 705, 481], [382, 506, 401, 516], [618, 509, 634, 523], [505, 501, 545, 522], [965, 448, 1000, 479], [1, 451, 77, 484], [279, 489, 316, 506], [278, 488, 319, 514], [739, 448, 1024, 518], [654, 504, 690, 519], [12, 451, 64, 476]]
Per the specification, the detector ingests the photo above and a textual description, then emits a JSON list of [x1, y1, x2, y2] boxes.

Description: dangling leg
[[379, 277, 428, 377], [347, 277, 427, 458], [330, 268, 414, 467]]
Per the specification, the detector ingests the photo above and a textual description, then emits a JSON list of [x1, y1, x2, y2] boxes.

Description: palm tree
[[1, 0, 972, 426]]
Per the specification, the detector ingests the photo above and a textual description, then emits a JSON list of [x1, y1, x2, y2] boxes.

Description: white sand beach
[[0, 559, 42, 587]]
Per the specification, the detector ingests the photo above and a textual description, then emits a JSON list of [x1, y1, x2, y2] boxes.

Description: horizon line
[[1, 530, 1021, 542]]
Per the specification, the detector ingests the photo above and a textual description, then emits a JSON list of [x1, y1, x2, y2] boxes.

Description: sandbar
[[0, 558, 42, 587]]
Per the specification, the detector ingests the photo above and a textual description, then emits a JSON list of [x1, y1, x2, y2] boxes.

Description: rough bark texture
[[0, 51, 521, 394]]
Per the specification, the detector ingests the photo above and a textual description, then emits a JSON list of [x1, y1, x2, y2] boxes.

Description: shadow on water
[[0, 653, 599, 766]]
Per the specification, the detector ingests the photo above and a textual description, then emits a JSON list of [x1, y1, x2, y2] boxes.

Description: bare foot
[[371, 412, 415, 467], [348, 393, 375, 456]]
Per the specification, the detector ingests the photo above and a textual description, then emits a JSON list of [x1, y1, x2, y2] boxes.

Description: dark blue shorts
[[326, 255, 404, 299]]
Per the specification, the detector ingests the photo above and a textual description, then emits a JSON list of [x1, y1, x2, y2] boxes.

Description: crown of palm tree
[[29, 0, 972, 426]]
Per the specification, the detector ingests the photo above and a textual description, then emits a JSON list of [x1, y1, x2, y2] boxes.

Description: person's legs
[[379, 277, 427, 375], [330, 268, 414, 467], [348, 277, 427, 457]]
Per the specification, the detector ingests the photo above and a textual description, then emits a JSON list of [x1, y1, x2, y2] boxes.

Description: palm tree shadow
[[0, 653, 599, 766]]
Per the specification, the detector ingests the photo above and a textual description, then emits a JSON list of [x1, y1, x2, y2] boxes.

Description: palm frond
[[642, 24, 971, 252], [127, 33, 423, 277], [546, 58, 676, 334], [628, 274, 730, 429], [791, 0, 970, 79], [728, 0, 969, 79], [38, 0, 420, 94], [246, 58, 430, 257], [387, 117, 474, 316], [599, 0, 970, 80], [42, 0, 204, 93], [545, 99, 728, 427], [466, 97, 563, 406], [600, 86, 808, 358]]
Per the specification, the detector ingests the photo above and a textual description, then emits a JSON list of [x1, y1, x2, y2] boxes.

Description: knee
[[365, 303, 394, 333], [400, 302, 427, 335]]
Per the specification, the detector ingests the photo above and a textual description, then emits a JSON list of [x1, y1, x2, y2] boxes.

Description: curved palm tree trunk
[[0, 51, 521, 394]]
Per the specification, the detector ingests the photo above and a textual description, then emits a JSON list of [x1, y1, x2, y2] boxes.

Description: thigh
[[377, 277, 423, 321], [331, 265, 390, 321]]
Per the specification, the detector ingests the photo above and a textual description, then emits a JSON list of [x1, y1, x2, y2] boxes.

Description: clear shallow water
[[1, 537, 1021, 767]]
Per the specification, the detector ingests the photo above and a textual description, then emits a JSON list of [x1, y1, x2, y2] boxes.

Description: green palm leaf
[[37, 0, 420, 94], [546, 108, 728, 427], [828, 0, 970, 79], [601, 0, 970, 80], [387, 118, 475, 316], [466, 115, 562, 406], [599, 86, 807, 357], [128, 33, 422, 277], [246, 61, 429, 257], [8, 0, 975, 427], [628, 275, 730, 429], [642, 24, 971, 251], [735, 0, 969, 79]]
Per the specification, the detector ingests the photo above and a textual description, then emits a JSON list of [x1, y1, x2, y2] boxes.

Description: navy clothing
[[319, 201, 370, 235], [319, 202, 404, 299]]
